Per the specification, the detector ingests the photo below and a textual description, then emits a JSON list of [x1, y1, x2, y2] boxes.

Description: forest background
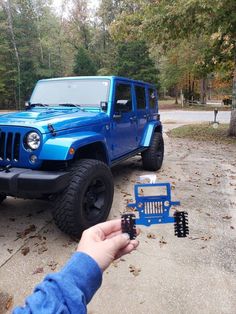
[[0, 0, 235, 134]]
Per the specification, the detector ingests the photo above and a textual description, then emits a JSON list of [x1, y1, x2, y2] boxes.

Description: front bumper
[[0, 167, 70, 197]]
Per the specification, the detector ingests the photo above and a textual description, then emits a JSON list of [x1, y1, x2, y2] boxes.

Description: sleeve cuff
[[59, 252, 103, 304]]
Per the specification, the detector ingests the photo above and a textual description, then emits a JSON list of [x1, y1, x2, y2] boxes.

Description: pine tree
[[73, 46, 97, 76]]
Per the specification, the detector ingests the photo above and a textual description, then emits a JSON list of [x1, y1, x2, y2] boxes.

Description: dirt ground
[[0, 124, 235, 314]]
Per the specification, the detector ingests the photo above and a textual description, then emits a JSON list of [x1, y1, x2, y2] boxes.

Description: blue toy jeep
[[0, 76, 164, 236]]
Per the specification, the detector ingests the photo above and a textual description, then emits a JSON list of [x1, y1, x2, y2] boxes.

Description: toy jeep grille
[[143, 201, 163, 214], [0, 131, 21, 162]]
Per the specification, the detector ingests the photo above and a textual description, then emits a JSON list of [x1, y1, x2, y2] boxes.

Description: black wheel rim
[[82, 178, 107, 221]]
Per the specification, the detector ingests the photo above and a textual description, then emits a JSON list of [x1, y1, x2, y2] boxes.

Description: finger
[[115, 241, 139, 259], [106, 227, 141, 240], [95, 219, 122, 236], [106, 230, 122, 239], [106, 233, 130, 252]]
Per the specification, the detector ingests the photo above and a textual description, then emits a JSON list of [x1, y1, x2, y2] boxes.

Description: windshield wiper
[[59, 103, 82, 108], [30, 103, 49, 107]]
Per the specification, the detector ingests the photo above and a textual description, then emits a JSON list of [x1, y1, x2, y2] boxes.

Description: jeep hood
[[0, 108, 108, 133]]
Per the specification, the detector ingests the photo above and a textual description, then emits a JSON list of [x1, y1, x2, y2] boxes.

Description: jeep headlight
[[26, 132, 41, 150]]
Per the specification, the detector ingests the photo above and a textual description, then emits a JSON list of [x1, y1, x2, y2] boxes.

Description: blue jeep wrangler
[[0, 76, 164, 236]]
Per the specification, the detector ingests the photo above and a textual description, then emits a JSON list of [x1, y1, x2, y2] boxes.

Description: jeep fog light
[[30, 155, 38, 164], [26, 132, 41, 150]]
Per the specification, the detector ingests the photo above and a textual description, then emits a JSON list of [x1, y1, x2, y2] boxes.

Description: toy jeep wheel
[[141, 132, 164, 171], [53, 159, 114, 237]]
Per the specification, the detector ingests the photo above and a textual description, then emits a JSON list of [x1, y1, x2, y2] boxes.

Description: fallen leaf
[[16, 225, 36, 239], [129, 264, 141, 277], [5, 296, 13, 311], [159, 237, 167, 247], [147, 232, 157, 239], [47, 261, 58, 271], [189, 237, 201, 240], [32, 267, 44, 275], [0, 291, 14, 312], [21, 247, 30, 256], [222, 215, 232, 220], [38, 245, 48, 255], [121, 191, 132, 197], [201, 236, 212, 241]]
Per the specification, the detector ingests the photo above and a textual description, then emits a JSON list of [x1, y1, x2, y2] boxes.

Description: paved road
[[161, 110, 231, 123]]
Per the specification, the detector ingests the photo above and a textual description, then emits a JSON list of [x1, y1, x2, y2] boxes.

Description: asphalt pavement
[[161, 110, 231, 124]]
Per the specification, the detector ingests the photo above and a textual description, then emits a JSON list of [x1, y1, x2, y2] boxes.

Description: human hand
[[77, 219, 140, 271]]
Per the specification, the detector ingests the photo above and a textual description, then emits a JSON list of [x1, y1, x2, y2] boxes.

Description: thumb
[[107, 233, 130, 252]]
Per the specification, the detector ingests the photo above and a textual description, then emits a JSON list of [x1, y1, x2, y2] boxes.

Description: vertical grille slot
[[13, 133, 21, 161], [6, 132, 13, 160], [145, 201, 163, 214], [0, 132, 6, 160]]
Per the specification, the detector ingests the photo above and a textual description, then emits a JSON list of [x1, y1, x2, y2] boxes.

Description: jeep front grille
[[0, 131, 21, 162]]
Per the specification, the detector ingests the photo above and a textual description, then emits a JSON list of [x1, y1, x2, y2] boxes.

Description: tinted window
[[149, 89, 157, 109], [135, 86, 146, 110], [114, 83, 132, 113]]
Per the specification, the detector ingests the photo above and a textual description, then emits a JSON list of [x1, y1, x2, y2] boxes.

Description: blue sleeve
[[13, 252, 102, 314]]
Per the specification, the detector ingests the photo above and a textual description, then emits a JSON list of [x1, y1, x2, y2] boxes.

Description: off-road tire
[[141, 132, 164, 171], [53, 159, 114, 237]]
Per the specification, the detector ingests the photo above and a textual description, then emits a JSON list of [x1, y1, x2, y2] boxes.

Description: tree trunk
[[228, 58, 236, 137], [175, 86, 179, 105], [200, 78, 207, 104], [3, 0, 21, 110], [228, 110, 236, 136]]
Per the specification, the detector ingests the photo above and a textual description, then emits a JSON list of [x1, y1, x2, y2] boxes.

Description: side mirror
[[100, 101, 108, 112], [25, 101, 31, 110]]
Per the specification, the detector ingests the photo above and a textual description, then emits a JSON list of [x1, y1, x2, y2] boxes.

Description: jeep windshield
[[30, 79, 110, 108]]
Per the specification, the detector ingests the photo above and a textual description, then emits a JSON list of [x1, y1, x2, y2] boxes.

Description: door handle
[[130, 116, 137, 123]]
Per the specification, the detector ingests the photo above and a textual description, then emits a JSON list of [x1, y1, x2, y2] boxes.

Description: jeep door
[[134, 84, 147, 144], [111, 81, 137, 158], [147, 87, 158, 119]]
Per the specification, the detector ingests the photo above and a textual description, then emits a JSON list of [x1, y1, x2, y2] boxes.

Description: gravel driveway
[[0, 124, 235, 314]]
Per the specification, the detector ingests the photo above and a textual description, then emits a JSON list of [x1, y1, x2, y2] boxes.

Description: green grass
[[167, 123, 236, 144]]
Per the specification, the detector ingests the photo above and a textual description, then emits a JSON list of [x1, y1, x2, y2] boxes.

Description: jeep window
[[30, 79, 110, 107], [114, 83, 132, 114], [135, 86, 146, 110], [149, 88, 157, 110]]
